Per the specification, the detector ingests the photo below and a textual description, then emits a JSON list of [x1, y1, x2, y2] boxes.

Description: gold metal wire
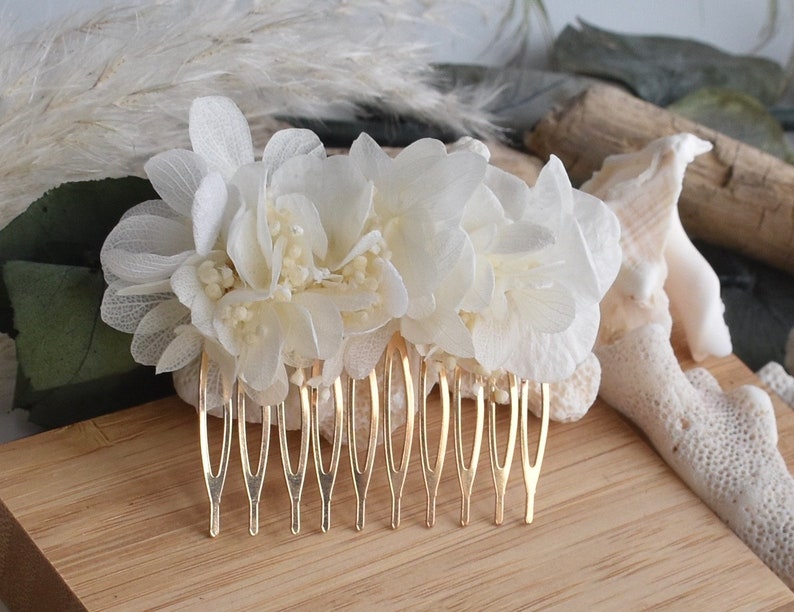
[[309, 363, 344, 533], [382, 334, 415, 529], [198, 350, 233, 538], [419, 361, 449, 528], [347, 371, 379, 531], [453, 369, 484, 527], [278, 377, 310, 535], [487, 375, 519, 526], [237, 386, 270, 536], [520, 381, 550, 524]]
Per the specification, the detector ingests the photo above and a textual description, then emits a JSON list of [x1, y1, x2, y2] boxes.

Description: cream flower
[[453, 147, 621, 382], [102, 96, 622, 416], [348, 133, 487, 362], [103, 96, 413, 405]]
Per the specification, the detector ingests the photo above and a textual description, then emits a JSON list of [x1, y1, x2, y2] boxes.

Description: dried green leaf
[[5, 260, 173, 426], [669, 88, 792, 161], [0, 177, 156, 335], [552, 21, 786, 107]]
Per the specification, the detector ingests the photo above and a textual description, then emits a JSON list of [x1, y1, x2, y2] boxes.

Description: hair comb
[[198, 334, 549, 537]]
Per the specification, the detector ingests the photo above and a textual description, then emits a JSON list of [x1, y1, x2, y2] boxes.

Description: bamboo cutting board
[[1, 343, 793, 610]]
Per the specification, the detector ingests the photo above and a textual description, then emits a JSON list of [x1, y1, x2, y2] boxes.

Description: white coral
[[597, 325, 794, 589]]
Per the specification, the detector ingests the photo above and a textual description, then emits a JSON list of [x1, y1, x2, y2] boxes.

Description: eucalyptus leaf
[[669, 88, 792, 161], [0, 177, 157, 334], [5, 260, 173, 426], [552, 21, 786, 107], [5, 261, 140, 390]]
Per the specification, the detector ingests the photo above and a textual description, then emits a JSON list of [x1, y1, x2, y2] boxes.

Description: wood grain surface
[[1, 345, 793, 610]]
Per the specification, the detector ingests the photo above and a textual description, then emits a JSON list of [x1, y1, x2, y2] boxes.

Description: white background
[[3, 0, 794, 68]]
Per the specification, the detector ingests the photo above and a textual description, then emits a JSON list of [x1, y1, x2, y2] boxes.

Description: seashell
[[597, 324, 794, 589], [583, 133, 732, 361]]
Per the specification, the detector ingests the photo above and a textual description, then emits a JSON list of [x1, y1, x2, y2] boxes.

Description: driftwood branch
[[525, 83, 794, 274]]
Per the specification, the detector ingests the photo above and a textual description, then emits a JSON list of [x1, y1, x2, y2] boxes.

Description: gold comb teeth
[[197, 335, 550, 537]]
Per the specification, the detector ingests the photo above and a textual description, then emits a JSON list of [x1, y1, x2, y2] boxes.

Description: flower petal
[[131, 299, 191, 366], [192, 172, 228, 256], [144, 149, 208, 217], [101, 280, 173, 334], [189, 96, 254, 180], [156, 326, 203, 373], [262, 128, 325, 171]]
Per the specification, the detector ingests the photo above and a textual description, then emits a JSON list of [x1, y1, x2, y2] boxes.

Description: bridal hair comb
[[99, 96, 621, 538], [198, 334, 550, 536]]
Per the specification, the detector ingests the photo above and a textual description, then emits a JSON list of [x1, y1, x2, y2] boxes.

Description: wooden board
[[1, 346, 794, 610]]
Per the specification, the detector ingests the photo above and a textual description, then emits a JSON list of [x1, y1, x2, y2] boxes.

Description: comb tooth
[[383, 334, 414, 529], [453, 369, 484, 527], [488, 375, 519, 526], [278, 374, 310, 535], [419, 361, 449, 528], [198, 350, 233, 538], [347, 371, 379, 531], [520, 381, 550, 524], [310, 363, 343, 533], [237, 385, 269, 536]]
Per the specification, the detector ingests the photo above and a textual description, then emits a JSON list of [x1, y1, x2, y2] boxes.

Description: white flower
[[102, 96, 413, 405], [453, 149, 621, 382], [348, 133, 487, 361], [102, 96, 622, 416]]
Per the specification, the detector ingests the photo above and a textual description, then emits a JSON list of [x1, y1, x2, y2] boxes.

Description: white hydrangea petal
[[344, 323, 396, 379], [400, 150, 487, 223], [101, 214, 194, 283], [461, 245, 494, 313], [572, 190, 623, 296], [242, 362, 289, 407], [349, 132, 393, 185], [227, 206, 273, 290], [336, 230, 381, 269], [238, 307, 284, 392], [386, 217, 438, 301], [156, 326, 203, 373], [511, 284, 576, 335], [527, 156, 574, 220], [293, 292, 343, 360], [448, 136, 491, 160], [262, 128, 325, 171], [320, 286, 378, 312], [120, 199, 182, 223], [131, 299, 191, 366], [462, 184, 505, 232], [116, 279, 173, 296], [189, 96, 254, 180], [276, 193, 328, 260], [493, 221, 555, 255], [484, 165, 531, 222], [103, 249, 192, 284], [433, 311, 475, 358], [273, 155, 371, 267], [471, 311, 518, 372], [212, 289, 273, 355], [393, 138, 449, 187], [274, 301, 318, 359], [429, 227, 467, 285], [144, 149, 208, 217], [380, 259, 409, 318], [192, 172, 228, 256], [171, 254, 225, 337], [101, 281, 172, 333], [506, 303, 601, 382]]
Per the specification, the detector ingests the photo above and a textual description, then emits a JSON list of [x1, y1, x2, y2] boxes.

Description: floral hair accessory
[[100, 96, 621, 535]]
